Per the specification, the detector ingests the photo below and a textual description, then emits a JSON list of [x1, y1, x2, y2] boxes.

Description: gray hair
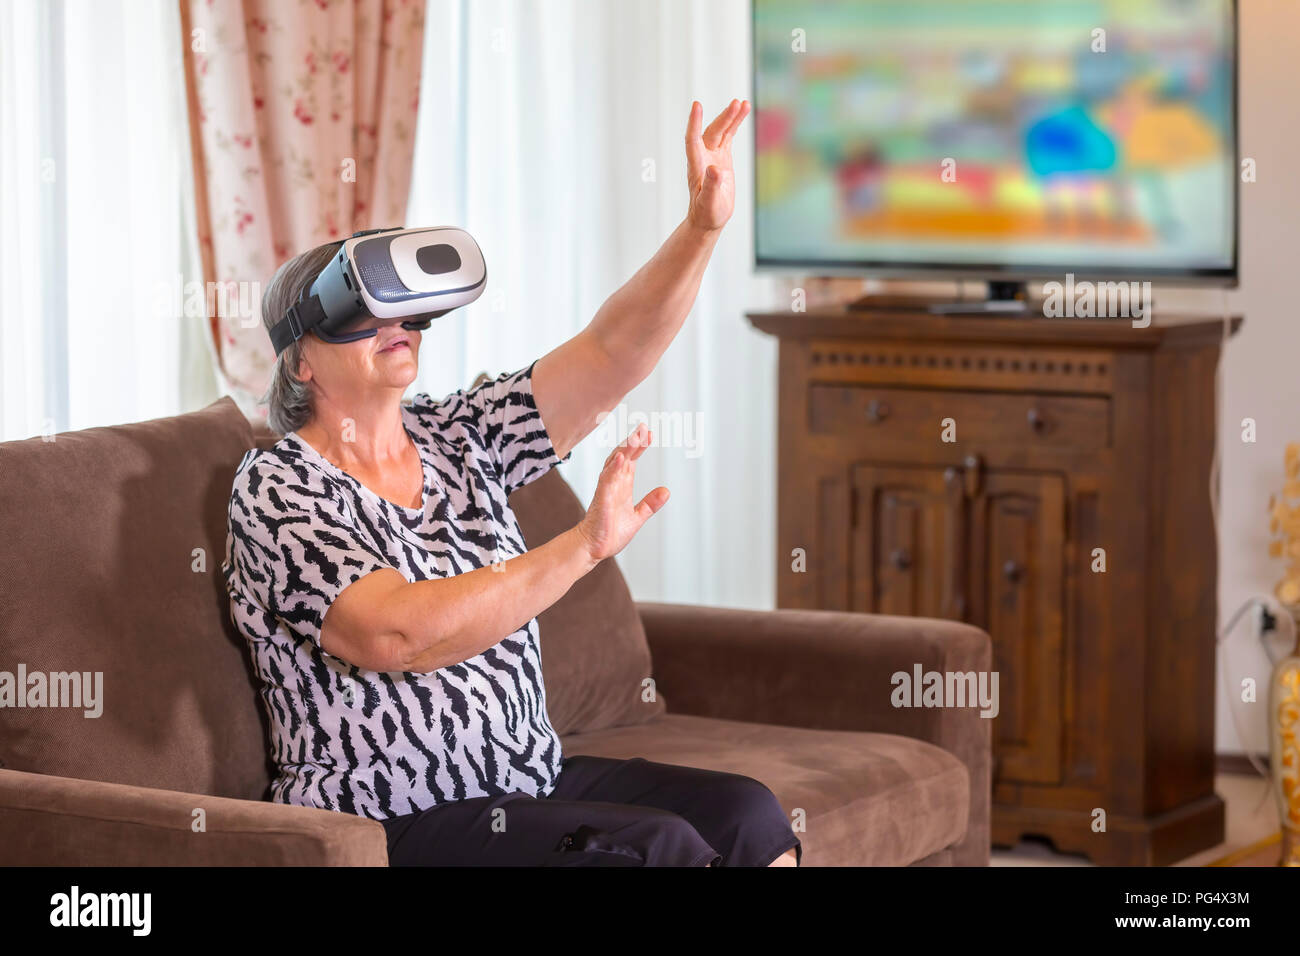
[[259, 240, 343, 435]]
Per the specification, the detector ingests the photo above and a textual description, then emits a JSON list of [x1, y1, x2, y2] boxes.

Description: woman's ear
[[294, 344, 313, 384]]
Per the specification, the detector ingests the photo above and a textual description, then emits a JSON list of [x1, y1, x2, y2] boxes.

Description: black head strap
[[268, 287, 328, 356]]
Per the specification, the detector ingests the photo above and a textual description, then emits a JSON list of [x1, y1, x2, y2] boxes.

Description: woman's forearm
[[587, 217, 721, 385], [386, 527, 599, 673], [322, 404, 663, 676], [323, 526, 599, 672]]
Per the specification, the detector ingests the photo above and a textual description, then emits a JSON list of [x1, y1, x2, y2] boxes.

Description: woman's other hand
[[576, 423, 669, 563], [685, 98, 750, 233]]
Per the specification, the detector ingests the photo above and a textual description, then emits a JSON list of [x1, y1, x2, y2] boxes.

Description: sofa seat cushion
[[560, 713, 969, 866]]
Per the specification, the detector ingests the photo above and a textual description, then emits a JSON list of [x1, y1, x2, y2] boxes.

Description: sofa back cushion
[[508, 469, 665, 735], [0, 398, 273, 801]]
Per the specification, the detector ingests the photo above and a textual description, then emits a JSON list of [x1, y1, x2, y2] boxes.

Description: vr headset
[[268, 226, 487, 356]]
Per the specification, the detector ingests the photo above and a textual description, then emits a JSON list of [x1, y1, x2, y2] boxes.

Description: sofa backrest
[[0, 398, 274, 801]]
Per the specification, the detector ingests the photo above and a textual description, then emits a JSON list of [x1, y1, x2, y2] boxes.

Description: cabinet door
[[849, 464, 964, 619], [968, 472, 1066, 786]]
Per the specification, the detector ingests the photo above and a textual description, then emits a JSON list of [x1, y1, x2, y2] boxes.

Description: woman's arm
[[532, 99, 750, 460], [319, 423, 667, 673]]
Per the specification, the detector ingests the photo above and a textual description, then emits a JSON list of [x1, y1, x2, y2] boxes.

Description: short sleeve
[[223, 452, 394, 648], [416, 360, 571, 495]]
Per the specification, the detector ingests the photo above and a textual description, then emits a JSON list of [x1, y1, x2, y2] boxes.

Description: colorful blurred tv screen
[[753, 0, 1237, 278]]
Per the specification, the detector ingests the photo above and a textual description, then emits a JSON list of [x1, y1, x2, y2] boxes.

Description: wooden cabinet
[[749, 306, 1239, 865]]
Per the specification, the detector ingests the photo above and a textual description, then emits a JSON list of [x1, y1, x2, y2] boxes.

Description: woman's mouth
[[378, 337, 410, 353]]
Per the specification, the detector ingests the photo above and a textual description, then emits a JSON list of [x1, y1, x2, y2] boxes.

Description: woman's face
[[297, 325, 421, 406]]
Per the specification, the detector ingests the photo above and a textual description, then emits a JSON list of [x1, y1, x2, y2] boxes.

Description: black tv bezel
[[749, 0, 1241, 287]]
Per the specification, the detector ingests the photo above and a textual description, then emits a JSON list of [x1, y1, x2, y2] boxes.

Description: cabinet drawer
[[808, 385, 1111, 450]]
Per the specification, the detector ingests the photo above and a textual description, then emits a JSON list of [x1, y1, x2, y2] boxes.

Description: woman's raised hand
[[685, 98, 750, 233], [576, 423, 669, 563]]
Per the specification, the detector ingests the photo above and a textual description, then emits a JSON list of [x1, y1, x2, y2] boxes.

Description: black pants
[[380, 755, 802, 867]]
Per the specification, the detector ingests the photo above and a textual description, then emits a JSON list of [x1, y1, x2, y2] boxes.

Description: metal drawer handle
[[866, 399, 891, 423], [1003, 559, 1024, 583], [1027, 407, 1047, 433], [890, 548, 912, 571]]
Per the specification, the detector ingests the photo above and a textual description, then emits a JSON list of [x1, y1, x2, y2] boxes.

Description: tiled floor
[[990, 773, 1281, 867]]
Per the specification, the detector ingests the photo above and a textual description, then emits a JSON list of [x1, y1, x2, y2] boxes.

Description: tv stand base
[[847, 280, 1032, 317]]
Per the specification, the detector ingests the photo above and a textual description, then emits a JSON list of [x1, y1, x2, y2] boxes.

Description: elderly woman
[[222, 100, 799, 867]]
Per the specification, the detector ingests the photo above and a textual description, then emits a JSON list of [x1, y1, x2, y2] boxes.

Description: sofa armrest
[[0, 769, 388, 866], [638, 602, 992, 866]]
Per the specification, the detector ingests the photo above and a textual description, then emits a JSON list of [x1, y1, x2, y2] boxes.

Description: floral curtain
[[179, 0, 427, 414]]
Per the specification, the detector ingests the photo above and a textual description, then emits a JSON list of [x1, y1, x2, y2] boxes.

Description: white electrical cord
[[1216, 596, 1272, 781]]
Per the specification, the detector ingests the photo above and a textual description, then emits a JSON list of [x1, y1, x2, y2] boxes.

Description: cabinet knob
[[889, 548, 912, 571], [1027, 407, 1047, 433], [865, 399, 891, 423], [963, 454, 983, 497], [1003, 559, 1024, 583]]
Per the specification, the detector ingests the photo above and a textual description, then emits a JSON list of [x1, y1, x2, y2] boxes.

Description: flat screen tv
[[752, 0, 1239, 286]]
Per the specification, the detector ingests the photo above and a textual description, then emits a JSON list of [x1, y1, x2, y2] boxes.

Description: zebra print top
[[222, 361, 571, 820]]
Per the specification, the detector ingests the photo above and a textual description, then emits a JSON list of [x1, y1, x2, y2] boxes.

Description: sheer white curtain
[[407, 0, 779, 609], [0, 0, 215, 442]]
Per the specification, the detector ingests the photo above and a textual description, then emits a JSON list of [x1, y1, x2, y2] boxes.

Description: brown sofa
[[0, 397, 991, 866]]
